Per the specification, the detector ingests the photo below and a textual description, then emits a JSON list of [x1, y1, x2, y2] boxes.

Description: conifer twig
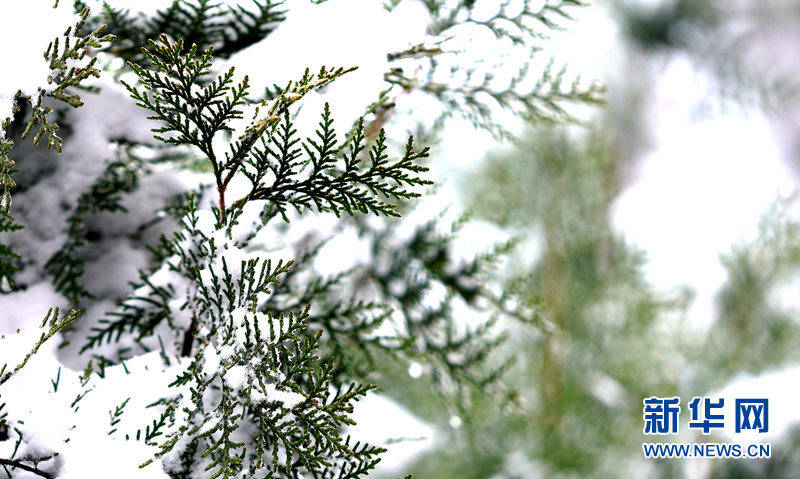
[[181, 314, 198, 357], [0, 458, 54, 479]]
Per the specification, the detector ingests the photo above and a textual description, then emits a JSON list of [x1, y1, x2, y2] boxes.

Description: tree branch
[[0, 458, 54, 479], [181, 313, 198, 357]]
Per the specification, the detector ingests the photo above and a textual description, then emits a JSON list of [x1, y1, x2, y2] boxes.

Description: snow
[[202, 344, 221, 377], [86, 170, 186, 239], [225, 365, 248, 390], [612, 56, 796, 329], [313, 228, 371, 277], [228, 307, 292, 350], [197, 239, 259, 291], [407, 361, 423, 379], [254, 383, 304, 409], [81, 0, 173, 19], [192, 209, 218, 237], [1, 346, 181, 478], [159, 433, 196, 476], [490, 449, 546, 479], [9, 77, 161, 287], [0, 1, 80, 123], [0, 320, 57, 378], [348, 393, 435, 474], [81, 240, 150, 299], [712, 367, 800, 443]]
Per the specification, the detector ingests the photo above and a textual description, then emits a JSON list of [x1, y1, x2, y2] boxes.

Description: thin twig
[[181, 314, 198, 357], [0, 458, 54, 479]]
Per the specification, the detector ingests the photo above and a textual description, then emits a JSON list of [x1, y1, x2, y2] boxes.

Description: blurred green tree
[[399, 124, 691, 477]]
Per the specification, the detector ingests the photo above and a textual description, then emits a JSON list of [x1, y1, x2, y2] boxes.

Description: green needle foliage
[[403, 125, 689, 478], [1, 7, 112, 210], [132, 206, 383, 477], [67, 35, 432, 476], [691, 196, 800, 391], [79, 0, 286, 66], [121, 35, 430, 224], [360, 216, 527, 406], [0, 210, 23, 292], [57, 31, 526, 477], [46, 155, 145, 304]]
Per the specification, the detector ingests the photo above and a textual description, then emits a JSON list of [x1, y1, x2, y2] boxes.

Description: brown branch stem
[[181, 314, 198, 357], [0, 458, 54, 479], [217, 184, 227, 225]]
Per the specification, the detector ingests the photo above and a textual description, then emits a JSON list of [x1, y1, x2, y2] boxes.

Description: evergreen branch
[[385, 0, 603, 137], [0, 6, 113, 289], [0, 209, 23, 291], [217, 0, 287, 57], [0, 308, 81, 386], [85, 0, 287, 65], [19, 8, 114, 154], [422, 0, 586, 40], [244, 106, 432, 219], [123, 35, 362, 224], [1, 7, 112, 214], [360, 217, 526, 404]]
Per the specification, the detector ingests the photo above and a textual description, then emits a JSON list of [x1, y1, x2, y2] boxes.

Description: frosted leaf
[[0, 190, 10, 213]]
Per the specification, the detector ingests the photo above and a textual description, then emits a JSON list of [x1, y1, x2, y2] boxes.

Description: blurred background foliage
[[388, 0, 800, 477]]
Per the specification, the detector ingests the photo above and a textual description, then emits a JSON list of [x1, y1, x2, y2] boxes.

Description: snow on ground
[[1, 337, 180, 478], [0, 281, 65, 334]]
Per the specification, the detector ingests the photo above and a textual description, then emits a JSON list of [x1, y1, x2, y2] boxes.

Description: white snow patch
[[253, 383, 304, 409], [613, 57, 796, 328], [225, 365, 248, 390], [348, 393, 435, 473]]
